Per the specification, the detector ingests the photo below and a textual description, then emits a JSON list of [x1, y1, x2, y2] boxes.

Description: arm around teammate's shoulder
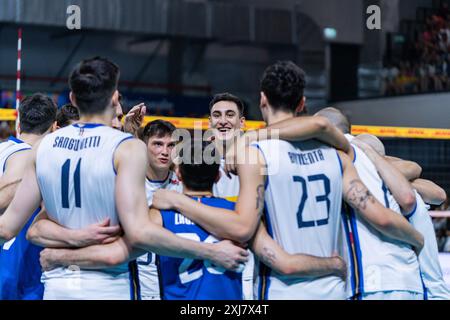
[[338, 151, 424, 254]]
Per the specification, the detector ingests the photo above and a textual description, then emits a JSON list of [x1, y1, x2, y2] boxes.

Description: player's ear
[[259, 92, 267, 109], [175, 166, 182, 182], [69, 92, 77, 107], [239, 116, 246, 129], [295, 97, 306, 115], [111, 90, 119, 108], [51, 121, 58, 132], [16, 123, 21, 135]]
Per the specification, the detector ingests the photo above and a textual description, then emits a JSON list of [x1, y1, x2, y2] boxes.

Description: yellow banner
[[0, 109, 18, 121], [0, 109, 448, 139], [351, 125, 450, 140]]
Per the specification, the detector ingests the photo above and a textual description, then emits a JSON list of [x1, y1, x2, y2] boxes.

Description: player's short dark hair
[[56, 104, 80, 128], [209, 93, 245, 117], [260, 61, 306, 113], [141, 120, 176, 145], [19, 93, 57, 135], [179, 141, 220, 192], [69, 57, 120, 115]]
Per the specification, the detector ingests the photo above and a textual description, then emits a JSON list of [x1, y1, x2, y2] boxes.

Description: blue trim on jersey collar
[[352, 146, 357, 163], [147, 172, 170, 184], [72, 123, 105, 129], [405, 202, 418, 221], [8, 136, 24, 144]]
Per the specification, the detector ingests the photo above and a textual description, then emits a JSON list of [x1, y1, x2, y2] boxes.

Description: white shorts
[[362, 291, 423, 300], [43, 276, 137, 300]]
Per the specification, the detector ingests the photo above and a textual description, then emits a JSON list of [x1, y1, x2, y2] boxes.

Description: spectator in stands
[[384, 2, 450, 96]]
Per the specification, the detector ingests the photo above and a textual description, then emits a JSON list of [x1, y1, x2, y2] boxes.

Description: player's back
[[252, 139, 345, 300], [344, 137, 422, 298], [158, 197, 243, 300], [409, 191, 450, 300], [35, 124, 137, 299], [36, 124, 132, 228]]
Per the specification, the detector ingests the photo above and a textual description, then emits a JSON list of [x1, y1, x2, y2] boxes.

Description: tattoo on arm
[[261, 246, 277, 267], [345, 179, 376, 211], [256, 184, 265, 210]]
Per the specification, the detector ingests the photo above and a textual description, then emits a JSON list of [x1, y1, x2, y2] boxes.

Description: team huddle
[[0, 57, 449, 300]]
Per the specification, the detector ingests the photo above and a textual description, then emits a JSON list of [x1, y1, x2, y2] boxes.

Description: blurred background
[[0, 0, 449, 258]]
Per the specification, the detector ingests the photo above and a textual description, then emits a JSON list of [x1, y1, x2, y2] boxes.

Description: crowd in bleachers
[[383, 2, 450, 96]]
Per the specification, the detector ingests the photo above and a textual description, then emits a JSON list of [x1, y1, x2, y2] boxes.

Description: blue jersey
[[0, 209, 43, 300], [158, 197, 243, 300]]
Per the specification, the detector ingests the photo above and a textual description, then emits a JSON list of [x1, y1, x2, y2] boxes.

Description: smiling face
[[209, 100, 245, 141], [147, 134, 176, 172]]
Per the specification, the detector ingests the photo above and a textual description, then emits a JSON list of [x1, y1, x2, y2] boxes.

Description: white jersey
[[212, 158, 255, 300], [0, 136, 31, 175], [0, 137, 31, 250], [35, 123, 138, 300], [253, 139, 345, 300], [344, 135, 423, 298], [138, 171, 182, 300], [409, 191, 450, 300], [213, 159, 240, 202]]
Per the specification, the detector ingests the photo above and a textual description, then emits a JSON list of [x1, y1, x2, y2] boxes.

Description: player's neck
[[265, 110, 294, 126], [78, 112, 113, 127], [184, 189, 213, 197], [18, 133, 43, 146], [147, 166, 169, 182]]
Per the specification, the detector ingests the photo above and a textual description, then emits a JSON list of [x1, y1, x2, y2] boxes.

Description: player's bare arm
[[39, 235, 144, 272], [114, 138, 249, 270], [250, 222, 347, 280], [153, 145, 267, 243], [411, 178, 447, 206], [0, 149, 31, 212], [224, 117, 351, 176], [339, 151, 424, 253], [0, 143, 42, 245], [386, 156, 422, 181], [27, 209, 122, 248], [353, 139, 416, 214], [39, 207, 163, 272]]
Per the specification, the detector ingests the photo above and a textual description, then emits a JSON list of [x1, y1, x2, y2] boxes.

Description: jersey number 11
[[61, 158, 82, 209]]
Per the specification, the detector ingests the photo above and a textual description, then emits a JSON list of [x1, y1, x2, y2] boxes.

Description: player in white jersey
[[316, 108, 425, 300], [352, 135, 450, 300], [0, 94, 58, 300], [29, 120, 181, 300], [152, 61, 424, 300], [0, 57, 249, 300], [138, 120, 182, 300]]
